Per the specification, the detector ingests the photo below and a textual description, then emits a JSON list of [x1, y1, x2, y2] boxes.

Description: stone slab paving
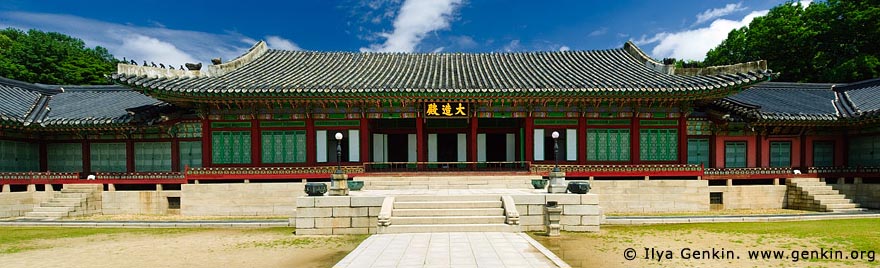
[[334, 232, 570, 268], [349, 189, 542, 196], [605, 211, 880, 225], [0, 219, 290, 228]]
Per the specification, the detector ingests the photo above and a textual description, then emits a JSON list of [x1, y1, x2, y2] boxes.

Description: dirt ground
[[0, 229, 363, 268], [532, 229, 871, 268]]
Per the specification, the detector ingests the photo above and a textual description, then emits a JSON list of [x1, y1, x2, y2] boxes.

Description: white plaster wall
[[102, 191, 180, 215], [181, 183, 303, 216], [709, 185, 787, 210], [589, 180, 710, 213]]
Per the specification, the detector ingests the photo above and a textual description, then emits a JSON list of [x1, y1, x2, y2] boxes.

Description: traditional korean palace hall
[[1, 41, 878, 220]]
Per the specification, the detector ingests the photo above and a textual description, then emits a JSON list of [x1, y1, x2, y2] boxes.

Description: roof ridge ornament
[[206, 41, 269, 77]]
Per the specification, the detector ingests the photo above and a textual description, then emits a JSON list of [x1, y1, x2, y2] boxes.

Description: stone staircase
[[24, 184, 102, 219], [380, 195, 520, 233], [356, 175, 538, 190], [786, 178, 866, 212]]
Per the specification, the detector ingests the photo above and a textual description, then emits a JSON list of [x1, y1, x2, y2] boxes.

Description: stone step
[[787, 178, 820, 183], [821, 203, 858, 210], [32, 206, 75, 213], [60, 188, 97, 193], [391, 215, 507, 225], [801, 189, 839, 195], [797, 185, 833, 191], [812, 194, 847, 200], [392, 208, 504, 217], [24, 211, 68, 218], [792, 182, 828, 187], [382, 224, 520, 233], [393, 195, 501, 202], [55, 192, 91, 198], [812, 198, 852, 204], [40, 201, 85, 207], [832, 208, 868, 213], [51, 197, 87, 203], [393, 201, 502, 209]]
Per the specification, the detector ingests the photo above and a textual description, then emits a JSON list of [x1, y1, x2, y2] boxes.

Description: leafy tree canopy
[[0, 28, 118, 85], [703, 0, 880, 83]]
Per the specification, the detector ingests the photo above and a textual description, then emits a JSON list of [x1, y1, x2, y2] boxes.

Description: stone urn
[[567, 181, 591, 194], [304, 182, 327, 196], [347, 180, 364, 191], [531, 179, 549, 189]]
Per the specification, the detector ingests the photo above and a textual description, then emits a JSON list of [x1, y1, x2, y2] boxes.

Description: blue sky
[[0, 0, 793, 67]]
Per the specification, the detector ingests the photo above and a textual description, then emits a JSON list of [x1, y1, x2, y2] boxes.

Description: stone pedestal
[[547, 171, 567, 193], [544, 203, 562, 236], [329, 173, 349, 196]]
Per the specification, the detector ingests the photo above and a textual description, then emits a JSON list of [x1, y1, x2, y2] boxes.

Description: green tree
[[704, 0, 880, 82], [0, 28, 118, 85]]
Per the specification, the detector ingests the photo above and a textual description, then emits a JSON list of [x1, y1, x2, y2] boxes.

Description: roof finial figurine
[[143, 60, 148, 66], [123, 57, 127, 63], [130, 59, 137, 65], [151, 62, 157, 68], [179, 65, 185, 70], [168, 64, 174, 70], [159, 63, 165, 69]]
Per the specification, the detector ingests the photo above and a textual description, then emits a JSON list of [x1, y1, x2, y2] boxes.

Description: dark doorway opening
[[437, 134, 458, 162], [486, 133, 507, 162], [387, 134, 410, 162]]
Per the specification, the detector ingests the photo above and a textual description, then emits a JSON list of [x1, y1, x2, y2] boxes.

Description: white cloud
[[502, 40, 521, 52], [637, 10, 768, 61], [798, 0, 812, 8], [265, 36, 302, 51], [588, 27, 608, 37], [360, 0, 463, 52], [694, 3, 747, 25], [559, 45, 570, 52], [0, 11, 302, 69]]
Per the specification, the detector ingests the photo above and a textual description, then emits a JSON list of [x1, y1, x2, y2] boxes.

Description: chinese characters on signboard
[[425, 102, 468, 118]]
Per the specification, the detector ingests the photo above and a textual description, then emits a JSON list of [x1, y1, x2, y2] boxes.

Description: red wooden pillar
[[525, 116, 534, 162], [201, 119, 211, 167], [250, 118, 260, 165], [306, 117, 316, 165], [39, 142, 48, 172], [360, 117, 370, 163], [470, 116, 478, 164], [125, 140, 135, 172], [578, 116, 587, 165], [171, 139, 180, 172], [416, 115, 425, 162], [631, 116, 640, 164], [678, 115, 687, 164], [82, 139, 91, 175]]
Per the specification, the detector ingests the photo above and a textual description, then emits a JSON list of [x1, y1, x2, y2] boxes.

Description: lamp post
[[547, 130, 566, 193], [335, 132, 343, 174], [329, 132, 349, 196], [551, 131, 560, 172]]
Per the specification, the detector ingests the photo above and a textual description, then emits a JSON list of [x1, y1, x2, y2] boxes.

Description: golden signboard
[[425, 102, 468, 118]]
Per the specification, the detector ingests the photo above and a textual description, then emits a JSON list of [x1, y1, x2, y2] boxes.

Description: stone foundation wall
[[589, 180, 709, 213], [829, 180, 880, 209], [102, 191, 181, 215], [708, 185, 787, 210], [295, 196, 384, 235], [181, 183, 302, 216], [0, 188, 52, 218], [511, 193, 601, 232]]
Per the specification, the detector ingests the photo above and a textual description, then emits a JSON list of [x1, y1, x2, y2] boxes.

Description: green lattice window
[[90, 143, 127, 172], [47, 143, 82, 172], [639, 129, 678, 161], [173, 122, 202, 138], [687, 138, 710, 167], [586, 129, 630, 161], [179, 141, 202, 171], [724, 141, 747, 168], [211, 131, 251, 164], [770, 141, 791, 167], [849, 136, 880, 166], [687, 119, 712, 135], [261, 130, 307, 163], [135, 142, 171, 172], [812, 141, 834, 167], [0, 140, 39, 172]]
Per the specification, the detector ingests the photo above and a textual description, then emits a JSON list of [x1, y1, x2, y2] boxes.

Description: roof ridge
[[834, 77, 880, 92]]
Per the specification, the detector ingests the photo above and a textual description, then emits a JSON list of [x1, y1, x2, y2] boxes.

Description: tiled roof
[[837, 78, 880, 119], [111, 41, 773, 100], [0, 76, 170, 129], [716, 79, 880, 124]]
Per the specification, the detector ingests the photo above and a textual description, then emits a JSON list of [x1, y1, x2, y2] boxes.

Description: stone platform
[[333, 232, 570, 268]]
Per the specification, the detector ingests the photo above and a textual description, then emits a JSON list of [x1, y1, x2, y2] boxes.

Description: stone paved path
[[334, 232, 569, 268]]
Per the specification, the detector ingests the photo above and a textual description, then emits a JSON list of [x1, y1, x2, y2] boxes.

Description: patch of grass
[[238, 234, 369, 249], [0, 227, 202, 254]]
